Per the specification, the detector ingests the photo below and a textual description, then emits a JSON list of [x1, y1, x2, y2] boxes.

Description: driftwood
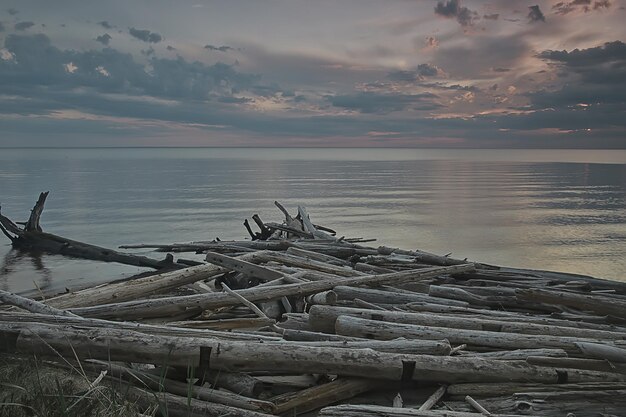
[[0, 192, 179, 270], [3, 196, 626, 416]]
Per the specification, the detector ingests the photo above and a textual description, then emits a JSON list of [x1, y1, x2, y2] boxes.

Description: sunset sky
[[0, 0, 625, 147]]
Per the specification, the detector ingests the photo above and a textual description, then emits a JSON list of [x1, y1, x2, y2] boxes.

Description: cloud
[[327, 91, 440, 114], [527, 5, 546, 23], [483, 13, 499, 20], [98, 21, 114, 29], [7, 8, 18, 15], [417, 63, 439, 77], [0, 34, 259, 103], [166, 45, 176, 51], [387, 63, 441, 82], [204, 44, 233, 52], [434, 0, 478, 27], [14, 21, 35, 31], [537, 40, 626, 68], [95, 33, 112, 46], [128, 27, 162, 43], [552, 0, 611, 14], [424, 36, 439, 49]]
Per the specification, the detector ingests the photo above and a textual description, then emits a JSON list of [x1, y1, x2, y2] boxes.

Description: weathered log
[[205, 251, 283, 282], [308, 305, 626, 340], [280, 338, 452, 355], [4, 321, 620, 384], [1, 193, 180, 269], [334, 315, 619, 354], [447, 381, 626, 397], [574, 341, 626, 362], [0, 311, 281, 341], [45, 259, 237, 308], [430, 285, 557, 313], [418, 384, 447, 411], [333, 286, 470, 307], [461, 348, 568, 360], [526, 356, 626, 373], [270, 377, 383, 415], [125, 384, 273, 417], [69, 264, 475, 320], [87, 360, 275, 413], [517, 288, 626, 318], [0, 289, 77, 317], [319, 404, 527, 417]]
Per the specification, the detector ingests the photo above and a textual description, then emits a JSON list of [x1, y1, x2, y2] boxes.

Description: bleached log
[[4, 321, 621, 384], [69, 264, 475, 320], [517, 288, 626, 318], [334, 315, 619, 354], [319, 404, 528, 417], [308, 305, 626, 340], [447, 381, 626, 397], [46, 259, 238, 308], [418, 385, 447, 410], [0, 311, 281, 341], [205, 251, 283, 282], [462, 349, 568, 360], [526, 356, 626, 373], [0, 289, 77, 317], [574, 342, 626, 362], [333, 286, 470, 307]]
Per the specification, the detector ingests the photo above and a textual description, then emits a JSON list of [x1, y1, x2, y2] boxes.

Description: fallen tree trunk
[[69, 263, 475, 320], [3, 321, 621, 384], [0, 192, 180, 270]]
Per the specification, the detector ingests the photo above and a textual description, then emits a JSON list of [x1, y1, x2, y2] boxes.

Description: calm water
[[1, 148, 625, 294]]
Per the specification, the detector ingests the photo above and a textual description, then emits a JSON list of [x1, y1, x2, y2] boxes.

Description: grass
[[0, 354, 147, 417]]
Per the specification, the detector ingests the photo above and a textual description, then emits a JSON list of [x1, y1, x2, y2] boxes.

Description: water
[[1, 148, 625, 294]]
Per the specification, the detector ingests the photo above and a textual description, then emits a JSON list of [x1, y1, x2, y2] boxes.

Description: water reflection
[[0, 148, 624, 293]]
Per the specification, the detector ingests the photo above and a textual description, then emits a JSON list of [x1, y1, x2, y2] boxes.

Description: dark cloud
[[98, 21, 114, 29], [327, 91, 440, 114], [434, 0, 478, 27], [537, 40, 626, 68], [95, 33, 112, 46], [141, 46, 155, 56], [14, 21, 35, 31], [7, 8, 18, 15], [417, 63, 439, 77], [483, 13, 500, 20], [218, 96, 253, 104], [204, 44, 233, 52], [552, 0, 611, 14], [128, 27, 162, 43], [0, 34, 259, 103], [388, 63, 440, 82], [527, 5, 546, 23], [529, 41, 626, 123]]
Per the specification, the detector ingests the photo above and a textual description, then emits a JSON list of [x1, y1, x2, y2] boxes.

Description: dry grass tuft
[[0, 355, 146, 417]]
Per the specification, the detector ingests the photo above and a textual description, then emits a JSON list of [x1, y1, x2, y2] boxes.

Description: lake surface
[[1, 148, 625, 294]]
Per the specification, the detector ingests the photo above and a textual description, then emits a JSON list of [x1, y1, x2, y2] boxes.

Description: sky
[[0, 0, 625, 148]]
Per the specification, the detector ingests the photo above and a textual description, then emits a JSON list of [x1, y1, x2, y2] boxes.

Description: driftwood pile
[[2, 193, 626, 416]]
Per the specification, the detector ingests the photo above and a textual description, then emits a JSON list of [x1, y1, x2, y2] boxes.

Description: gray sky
[[0, 0, 625, 147]]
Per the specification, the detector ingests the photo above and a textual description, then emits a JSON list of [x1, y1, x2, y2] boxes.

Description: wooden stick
[[419, 385, 447, 410], [465, 395, 492, 415], [0, 289, 78, 317]]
